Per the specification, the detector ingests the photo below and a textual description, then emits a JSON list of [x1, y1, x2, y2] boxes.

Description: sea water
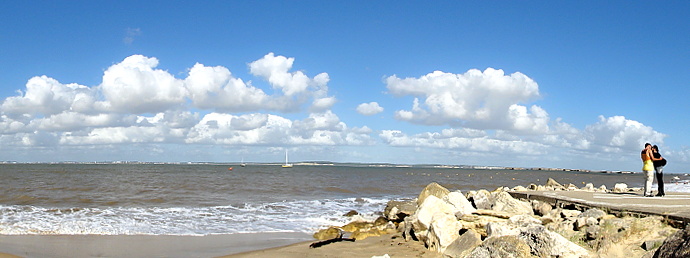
[[1, 164, 688, 235]]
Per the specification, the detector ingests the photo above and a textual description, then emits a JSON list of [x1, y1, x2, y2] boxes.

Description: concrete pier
[[509, 191, 690, 227]]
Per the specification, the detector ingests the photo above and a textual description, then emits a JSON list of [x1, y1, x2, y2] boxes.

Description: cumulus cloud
[[584, 115, 666, 152], [0, 53, 365, 150], [356, 102, 384, 116], [386, 68, 543, 132], [378, 115, 666, 161], [100, 55, 187, 114], [249, 52, 330, 97]]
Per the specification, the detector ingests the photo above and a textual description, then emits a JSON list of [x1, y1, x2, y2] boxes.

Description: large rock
[[426, 212, 462, 253], [445, 190, 477, 216], [383, 199, 418, 222], [417, 182, 451, 205], [613, 183, 628, 193], [313, 226, 342, 240], [518, 224, 591, 257], [485, 214, 541, 238], [467, 235, 532, 258], [486, 221, 520, 237], [444, 229, 482, 258], [531, 200, 553, 216], [491, 191, 534, 215], [545, 178, 565, 190], [653, 225, 690, 258], [414, 195, 456, 232], [469, 189, 492, 209]]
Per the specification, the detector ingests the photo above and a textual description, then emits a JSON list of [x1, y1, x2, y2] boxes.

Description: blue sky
[[1, 1, 689, 172]]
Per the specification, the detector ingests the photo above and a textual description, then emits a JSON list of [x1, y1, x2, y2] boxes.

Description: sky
[[1, 1, 689, 172]]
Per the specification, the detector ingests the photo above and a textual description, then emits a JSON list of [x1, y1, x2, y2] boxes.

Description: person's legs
[[655, 166, 665, 196], [644, 169, 654, 196]]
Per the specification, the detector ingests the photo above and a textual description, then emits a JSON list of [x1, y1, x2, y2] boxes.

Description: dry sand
[[223, 233, 442, 258]]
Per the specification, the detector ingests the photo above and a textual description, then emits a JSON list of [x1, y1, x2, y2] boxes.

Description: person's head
[[645, 143, 651, 149], [652, 145, 659, 152]]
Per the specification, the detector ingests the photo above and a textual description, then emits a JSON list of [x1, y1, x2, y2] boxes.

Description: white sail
[[282, 150, 293, 168]]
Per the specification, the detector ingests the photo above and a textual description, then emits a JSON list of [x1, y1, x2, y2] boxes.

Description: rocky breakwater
[[381, 180, 682, 257]]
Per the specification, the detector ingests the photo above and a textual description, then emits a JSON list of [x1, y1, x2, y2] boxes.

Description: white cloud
[[356, 102, 384, 116], [185, 63, 270, 112], [0, 53, 354, 149], [584, 115, 666, 152], [386, 68, 542, 131], [100, 55, 187, 114], [311, 97, 337, 112], [1, 76, 97, 117], [250, 52, 313, 96]]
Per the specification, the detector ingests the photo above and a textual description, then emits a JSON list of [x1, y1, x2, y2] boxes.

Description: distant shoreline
[[0, 160, 648, 174]]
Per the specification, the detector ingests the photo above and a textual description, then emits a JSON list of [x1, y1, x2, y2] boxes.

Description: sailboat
[[240, 157, 246, 167], [282, 150, 293, 168]]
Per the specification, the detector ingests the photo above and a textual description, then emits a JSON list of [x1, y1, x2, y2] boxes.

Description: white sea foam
[[0, 197, 392, 235]]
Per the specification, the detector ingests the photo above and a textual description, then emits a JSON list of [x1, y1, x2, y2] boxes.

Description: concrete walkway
[[509, 191, 690, 227]]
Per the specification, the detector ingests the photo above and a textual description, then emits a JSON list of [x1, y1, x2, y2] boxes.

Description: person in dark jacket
[[651, 145, 667, 197]]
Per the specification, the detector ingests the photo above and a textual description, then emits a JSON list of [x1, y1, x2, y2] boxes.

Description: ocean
[[1, 163, 688, 236]]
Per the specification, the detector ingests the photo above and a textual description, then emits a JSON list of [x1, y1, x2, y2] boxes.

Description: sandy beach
[[0, 232, 439, 258], [224, 233, 441, 258], [0, 232, 312, 258]]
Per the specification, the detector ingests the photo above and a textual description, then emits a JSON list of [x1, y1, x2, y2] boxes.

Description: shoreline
[[0, 232, 312, 257]]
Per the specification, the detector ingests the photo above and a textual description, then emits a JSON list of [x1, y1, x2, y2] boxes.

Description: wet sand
[[0, 232, 311, 257]]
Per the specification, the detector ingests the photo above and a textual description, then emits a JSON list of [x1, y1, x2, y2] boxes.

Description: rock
[[444, 229, 482, 258], [343, 210, 359, 216], [313, 226, 342, 240], [642, 239, 664, 251], [402, 216, 416, 241], [545, 178, 565, 190], [350, 228, 387, 240], [373, 216, 389, 227], [471, 189, 492, 210], [508, 214, 542, 227], [445, 190, 477, 216], [574, 217, 598, 230], [511, 185, 529, 191], [531, 200, 552, 216], [581, 183, 595, 191], [417, 182, 451, 205], [474, 209, 514, 219], [490, 191, 534, 215], [613, 183, 628, 193], [426, 212, 462, 253], [518, 224, 591, 257], [383, 199, 417, 222], [561, 209, 582, 220], [565, 183, 578, 191], [486, 221, 520, 237], [413, 195, 455, 232], [653, 225, 690, 258], [597, 185, 608, 192], [579, 208, 607, 220], [585, 224, 601, 240], [467, 235, 532, 258], [341, 221, 373, 233], [458, 214, 506, 237]]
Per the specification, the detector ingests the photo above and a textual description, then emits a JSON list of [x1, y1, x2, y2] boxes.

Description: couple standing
[[641, 143, 667, 197]]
